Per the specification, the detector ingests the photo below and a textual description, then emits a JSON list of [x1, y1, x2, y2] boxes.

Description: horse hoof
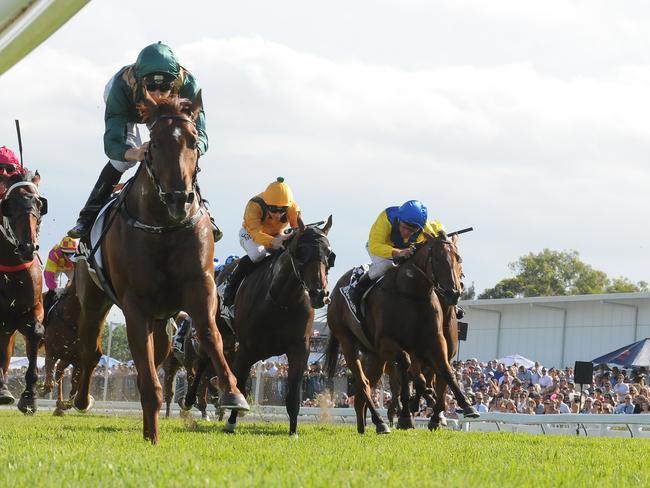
[[223, 420, 237, 433], [201, 412, 211, 422], [53, 408, 65, 417], [219, 392, 250, 412], [74, 394, 94, 413], [397, 417, 415, 430], [179, 399, 192, 412], [463, 407, 480, 419], [17, 393, 36, 415], [62, 400, 73, 410], [38, 386, 52, 397], [428, 419, 439, 431], [0, 390, 16, 405], [290, 433, 299, 439], [376, 423, 391, 435]]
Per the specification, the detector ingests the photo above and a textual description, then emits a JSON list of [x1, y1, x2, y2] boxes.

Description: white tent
[[9, 356, 46, 369], [496, 354, 535, 369]]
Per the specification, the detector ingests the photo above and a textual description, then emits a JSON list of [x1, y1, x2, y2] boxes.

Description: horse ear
[[297, 215, 306, 232], [138, 87, 158, 120], [190, 90, 203, 122], [322, 215, 333, 235], [31, 171, 41, 186]]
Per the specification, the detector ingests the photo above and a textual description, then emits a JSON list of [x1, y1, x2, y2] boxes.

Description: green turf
[[0, 410, 648, 487]]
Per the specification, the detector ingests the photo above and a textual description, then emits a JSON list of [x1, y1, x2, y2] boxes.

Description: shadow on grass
[[166, 420, 290, 437]]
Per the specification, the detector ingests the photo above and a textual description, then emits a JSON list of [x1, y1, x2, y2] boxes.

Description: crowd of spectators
[[436, 359, 650, 418], [6, 355, 650, 416]]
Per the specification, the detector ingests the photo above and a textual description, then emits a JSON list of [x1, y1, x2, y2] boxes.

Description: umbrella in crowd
[[98, 355, 122, 368], [496, 354, 535, 369], [591, 338, 650, 368]]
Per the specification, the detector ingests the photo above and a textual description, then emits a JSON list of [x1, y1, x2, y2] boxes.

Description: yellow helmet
[[59, 236, 79, 253], [262, 177, 293, 207]]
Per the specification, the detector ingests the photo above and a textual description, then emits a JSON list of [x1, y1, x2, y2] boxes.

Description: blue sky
[[1, 1, 650, 323]]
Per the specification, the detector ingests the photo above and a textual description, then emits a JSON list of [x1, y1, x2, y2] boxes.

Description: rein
[[0, 180, 44, 257], [130, 114, 202, 234]]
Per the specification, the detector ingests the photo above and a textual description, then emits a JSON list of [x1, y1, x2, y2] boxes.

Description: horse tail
[[325, 333, 340, 380]]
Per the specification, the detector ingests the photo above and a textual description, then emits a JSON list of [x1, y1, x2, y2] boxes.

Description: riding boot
[[222, 255, 256, 307], [350, 273, 373, 311], [172, 317, 191, 353], [67, 162, 122, 238]]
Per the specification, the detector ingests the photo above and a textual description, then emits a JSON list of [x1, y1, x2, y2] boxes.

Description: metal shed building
[[460, 292, 650, 368]]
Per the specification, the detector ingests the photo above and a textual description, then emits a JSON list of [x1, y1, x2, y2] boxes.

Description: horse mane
[[137, 96, 194, 124]]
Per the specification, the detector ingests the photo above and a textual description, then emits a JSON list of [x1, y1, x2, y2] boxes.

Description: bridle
[[283, 228, 336, 302], [143, 114, 199, 209], [0, 180, 47, 251], [404, 238, 462, 303]]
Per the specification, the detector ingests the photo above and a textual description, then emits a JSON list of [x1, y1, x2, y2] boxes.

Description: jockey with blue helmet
[[341, 200, 444, 315]]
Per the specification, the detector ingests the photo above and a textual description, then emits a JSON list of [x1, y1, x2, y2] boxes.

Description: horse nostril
[[187, 192, 195, 204], [324, 296, 331, 305]]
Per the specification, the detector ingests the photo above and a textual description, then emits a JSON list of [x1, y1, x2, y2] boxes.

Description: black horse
[[204, 217, 334, 436]]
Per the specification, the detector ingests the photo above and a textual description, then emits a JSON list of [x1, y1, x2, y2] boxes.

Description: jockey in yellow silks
[[220, 177, 301, 307], [340, 200, 444, 316]]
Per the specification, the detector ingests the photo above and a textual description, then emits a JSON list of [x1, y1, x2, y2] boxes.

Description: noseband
[[286, 231, 335, 296], [407, 240, 461, 302], [144, 115, 199, 208], [0, 181, 46, 251]]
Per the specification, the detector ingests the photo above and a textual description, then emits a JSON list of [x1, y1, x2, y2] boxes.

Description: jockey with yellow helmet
[[220, 177, 301, 307], [340, 200, 444, 316], [44, 236, 78, 291]]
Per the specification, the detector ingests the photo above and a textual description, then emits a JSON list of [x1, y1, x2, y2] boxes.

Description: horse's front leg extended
[[122, 301, 163, 444], [183, 280, 248, 412], [17, 321, 44, 414], [0, 330, 16, 404], [285, 342, 309, 436]]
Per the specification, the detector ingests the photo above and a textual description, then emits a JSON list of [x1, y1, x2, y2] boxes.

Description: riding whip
[[14, 120, 24, 167], [448, 227, 474, 237]]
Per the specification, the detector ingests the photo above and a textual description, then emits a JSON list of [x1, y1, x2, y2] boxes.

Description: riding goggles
[[267, 205, 288, 214]]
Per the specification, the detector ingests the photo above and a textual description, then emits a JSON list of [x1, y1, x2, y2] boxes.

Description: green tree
[[479, 249, 646, 299], [101, 323, 131, 362]]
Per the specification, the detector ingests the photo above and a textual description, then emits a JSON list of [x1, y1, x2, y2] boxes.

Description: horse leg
[[182, 357, 207, 411], [163, 356, 180, 418], [394, 351, 414, 430], [285, 342, 309, 436], [0, 331, 16, 404], [183, 285, 248, 412], [428, 371, 448, 431], [39, 351, 56, 397], [17, 330, 42, 415], [339, 334, 389, 434], [53, 361, 68, 416], [122, 302, 164, 444], [68, 365, 80, 407], [423, 337, 478, 419], [198, 374, 210, 421], [224, 353, 253, 433], [73, 299, 111, 413]]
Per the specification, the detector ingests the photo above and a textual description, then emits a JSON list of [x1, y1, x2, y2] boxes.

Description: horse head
[[0, 171, 47, 262], [287, 215, 335, 309], [423, 232, 463, 306], [138, 91, 202, 223]]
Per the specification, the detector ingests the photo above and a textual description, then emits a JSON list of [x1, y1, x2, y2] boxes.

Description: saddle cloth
[[340, 265, 382, 351]]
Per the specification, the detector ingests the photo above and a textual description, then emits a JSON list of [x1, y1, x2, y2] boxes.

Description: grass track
[[0, 411, 648, 487]]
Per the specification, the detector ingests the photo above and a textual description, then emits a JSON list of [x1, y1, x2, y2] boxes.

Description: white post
[[254, 361, 263, 406], [102, 322, 113, 402]]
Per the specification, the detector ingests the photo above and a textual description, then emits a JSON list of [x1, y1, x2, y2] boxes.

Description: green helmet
[[134, 42, 180, 80]]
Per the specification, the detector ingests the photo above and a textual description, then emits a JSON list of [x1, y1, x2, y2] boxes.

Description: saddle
[[341, 265, 382, 351], [75, 195, 121, 306]]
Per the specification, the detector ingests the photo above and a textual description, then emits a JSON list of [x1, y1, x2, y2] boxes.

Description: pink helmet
[[0, 146, 24, 177]]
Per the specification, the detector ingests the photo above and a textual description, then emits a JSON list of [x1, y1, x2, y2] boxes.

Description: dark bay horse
[[325, 232, 478, 434], [0, 170, 47, 413], [213, 217, 334, 436], [72, 93, 248, 443], [39, 281, 81, 416], [162, 312, 219, 420]]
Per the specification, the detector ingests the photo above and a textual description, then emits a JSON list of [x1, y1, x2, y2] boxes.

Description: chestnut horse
[[40, 281, 81, 416], [72, 94, 248, 443], [325, 232, 478, 434], [0, 169, 47, 413], [209, 217, 334, 436]]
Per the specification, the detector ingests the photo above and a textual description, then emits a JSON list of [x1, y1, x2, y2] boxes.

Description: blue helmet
[[397, 200, 427, 229]]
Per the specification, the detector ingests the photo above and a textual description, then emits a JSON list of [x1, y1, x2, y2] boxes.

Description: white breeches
[[367, 244, 396, 280], [239, 227, 269, 263]]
